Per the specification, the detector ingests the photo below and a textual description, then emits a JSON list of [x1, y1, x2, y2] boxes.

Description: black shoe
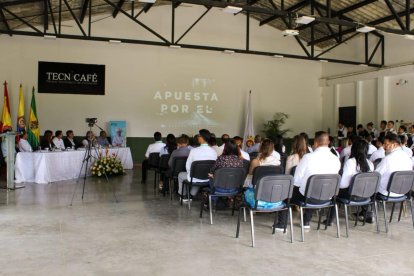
[[365, 217, 374, 224], [322, 219, 332, 226]]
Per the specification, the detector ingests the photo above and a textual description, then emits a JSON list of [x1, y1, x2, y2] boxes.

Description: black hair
[[300, 132, 309, 143], [377, 136, 385, 144], [222, 139, 240, 156], [388, 120, 394, 125], [357, 124, 363, 129], [380, 120, 387, 125], [400, 125, 407, 132], [350, 139, 371, 173], [349, 134, 360, 145], [399, 135, 407, 145], [384, 133, 401, 144], [44, 130, 53, 136], [221, 134, 230, 144], [328, 136, 335, 147], [208, 136, 217, 146], [55, 130, 62, 137], [20, 130, 27, 136], [164, 133, 177, 154], [367, 122, 374, 127], [154, 132, 162, 141], [273, 135, 284, 155], [66, 130, 73, 136], [199, 129, 211, 144]]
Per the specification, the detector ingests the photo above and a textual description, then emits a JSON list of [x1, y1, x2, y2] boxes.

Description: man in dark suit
[[40, 130, 54, 150], [64, 130, 78, 149]]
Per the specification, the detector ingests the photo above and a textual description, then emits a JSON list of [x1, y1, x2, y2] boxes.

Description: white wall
[[0, 5, 323, 137]]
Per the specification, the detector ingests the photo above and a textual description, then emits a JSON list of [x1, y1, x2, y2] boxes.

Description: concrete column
[[377, 76, 389, 123], [356, 80, 363, 124]]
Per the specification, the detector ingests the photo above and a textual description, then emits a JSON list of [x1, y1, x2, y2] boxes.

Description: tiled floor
[[0, 168, 413, 275]]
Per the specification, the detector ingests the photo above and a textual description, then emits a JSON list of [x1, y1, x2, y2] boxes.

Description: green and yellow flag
[[27, 87, 40, 148]]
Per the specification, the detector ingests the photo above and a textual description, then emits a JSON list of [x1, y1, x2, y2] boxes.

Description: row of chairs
[[145, 152, 414, 247]]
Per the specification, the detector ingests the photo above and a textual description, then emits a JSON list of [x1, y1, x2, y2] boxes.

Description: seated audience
[[364, 133, 377, 155], [337, 122, 347, 141], [346, 125, 356, 138], [370, 136, 385, 162], [82, 131, 97, 148], [141, 132, 165, 184], [40, 130, 53, 150], [340, 135, 359, 162], [375, 134, 413, 197], [328, 136, 340, 158], [97, 130, 111, 147], [246, 134, 261, 153], [399, 135, 413, 157], [217, 134, 230, 156], [233, 136, 250, 161], [178, 129, 217, 200], [357, 124, 368, 138], [300, 132, 313, 153], [285, 135, 307, 175], [18, 130, 32, 152], [386, 121, 396, 134], [168, 135, 191, 168], [378, 120, 387, 140], [160, 133, 177, 156], [366, 122, 377, 141], [244, 138, 281, 188], [275, 132, 341, 230], [208, 135, 221, 156], [52, 130, 65, 150], [64, 130, 77, 149]]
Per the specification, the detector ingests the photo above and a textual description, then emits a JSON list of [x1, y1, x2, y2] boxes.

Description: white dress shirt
[[247, 143, 260, 153], [368, 144, 377, 155], [340, 145, 352, 161], [145, 141, 166, 158], [240, 149, 250, 161], [370, 147, 385, 162], [294, 146, 341, 196], [272, 150, 281, 161], [338, 127, 348, 139], [216, 144, 225, 156], [52, 137, 65, 150], [340, 158, 374, 189], [112, 135, 125, 147], [186, 144, 217, 182], [375, 148, 413, 196], [402, 146, 413, 157], [285, 153, 300, 175], [308, 146, 313, 153], [18, 139, 32, 152]]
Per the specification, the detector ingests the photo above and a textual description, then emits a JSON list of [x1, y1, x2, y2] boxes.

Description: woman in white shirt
[[285, 135, 307, 175]]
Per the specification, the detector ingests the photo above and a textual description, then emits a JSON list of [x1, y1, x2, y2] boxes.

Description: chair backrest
[[348, 172, 381, 198], [213, 168, 245, 190], [171, 156, 187, 176], [189, 160, 216, 181], [373, 158, 382, 169], [304, 174, 341, 201], [290, 165, 297, 176], [251, 165, 284, 187], [242, 159, 250, 177], [255, 175, 294, 206], [249, 152, 258, 160], [159, 154, 171, 171], [387, 171, 414, 196], [148, 152, 160, 168]]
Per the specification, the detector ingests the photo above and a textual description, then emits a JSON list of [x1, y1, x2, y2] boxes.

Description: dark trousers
[[141, 159, 149, 182], [277, 186, 323, 227]]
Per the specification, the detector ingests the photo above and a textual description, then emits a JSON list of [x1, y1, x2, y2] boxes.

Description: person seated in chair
[[177, 129, 217, 202], [40, 130, 53, 150], [216, 134, 230, 156], [97, 130, 111, 148], [399, 135, 413, 158], [233, 136, 250, 161], [82, 131, 97, 148], [18, 130, 32, 152], [370, 136, 385, 163], [168, 135, 191, 169], [275, 131, 341, 231], [246, 135, 262, 154], [64, 130, 78, 149], [52, 130, 65, 150], [376, 134, 413, 197], [141, 132, 165, 184]]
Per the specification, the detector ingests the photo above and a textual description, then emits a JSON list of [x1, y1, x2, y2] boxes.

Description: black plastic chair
[[336, 172, 381, 237], [157, 154, 171, 196], [292, 174, 341, 242], [236, 175, 294, 247], [290, 166, 297, 177], [242, 159, 250, 177], [200, 168, 245, 224], [182, 160, 216, 209], [148, 153, 160, 191], [168, 156, 187, 200], [249, 152, 258, 160], [251, 166, 284, 187], [376, 171, 414, 233]]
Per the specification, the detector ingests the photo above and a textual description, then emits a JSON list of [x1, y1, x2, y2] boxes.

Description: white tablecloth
[[15, 147, 134, 184]]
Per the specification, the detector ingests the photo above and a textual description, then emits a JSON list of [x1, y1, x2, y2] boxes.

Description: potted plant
[[263, 112, 290, 139]]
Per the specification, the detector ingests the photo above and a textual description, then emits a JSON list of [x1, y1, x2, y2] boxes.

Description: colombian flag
[[16, 84, 26, 142], [0, 81, 12, 133], [27, 87, 40, 149]]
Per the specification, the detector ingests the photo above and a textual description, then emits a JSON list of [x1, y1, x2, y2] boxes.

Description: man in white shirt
[[370, 137, 385, 162], [178, 129, 217, 200], [376, 134, 413, 197], [52, 130, 65, 150], [216, 133, 230, 156], [366, 122, 377, 141], [246, 135, 261, 153], [386, 121, 396, 134], [337, 122, 348, 141], [141, 132, 165, 184], [399, 135, 413, 158], [275, 132, 340, 230], [18, 130, 32, 152]]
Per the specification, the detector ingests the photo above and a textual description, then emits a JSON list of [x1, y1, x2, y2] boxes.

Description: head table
[[15, 147, 134, 184]]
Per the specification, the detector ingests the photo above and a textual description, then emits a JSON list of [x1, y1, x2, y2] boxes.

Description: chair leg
[[231, 196, 236, 217], [209, 195, 213, 225], [284, 209, 289, 234], [344, 204, 349, 238], [236, 207, 242, 238], [300, 207, 305, 242], [362, 205, 368, 226], [335, 203, 340, 238], [355, 206, 360, 226], [180, 182, 184, 206], [243, 208, 247, 222], [289, 207, 294, 243], [187, 184, 191, 210], [383, 201, 389, 233], [374, 201, 380, 233], [317, 209, 322, 230], [325, 207, 331, 230], [272, 213, 278, 235], [250, 210, 255, 247], [199, 195, 204, 218], [398, 201, 404, 222], [389, 203, 395, 223], [169, 179, 173, 201], [410, 198, 414, 229]]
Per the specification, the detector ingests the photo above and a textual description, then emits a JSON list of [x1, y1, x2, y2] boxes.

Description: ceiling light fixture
[[169, 45, 181, 49], [109, 39, 122, 44], [356, 26, 375, 33], [273, 55, 284, 58], [138, 0, 156, 3], [295, 16, 315, 25], [44, 35, 56, 40], [223, 6, 242, 14], [282, 29, 299, 36]]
